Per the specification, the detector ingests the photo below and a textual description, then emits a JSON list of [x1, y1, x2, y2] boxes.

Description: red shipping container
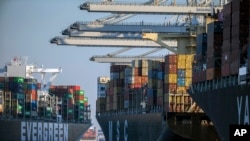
[[200, 70, 206, 82], [134, 83, 141, 88], [165, 54, 177, 64], [222, 40, 231, 52], [221, 63, 230, 77], [192, 71, 199, 83], [221, 51, 231, 64], [230, 59, 239, 75], [232, 0, 249, 15], [223, 2, 232, 16], [231, 37, 240, 49], [165, 64, 177, 74], [231, 48, 240, 61], [231, 24, 249, 38], [223, 26, 231, 40], [223, 14, 232, 28]]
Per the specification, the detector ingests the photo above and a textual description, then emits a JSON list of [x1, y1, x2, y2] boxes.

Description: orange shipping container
[[206, 68, 221, 80], [134, 76, 141, 84], [141, 76, 148, 85]]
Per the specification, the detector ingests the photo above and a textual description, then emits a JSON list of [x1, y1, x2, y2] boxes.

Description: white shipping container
[[98, 76, 110, 83]]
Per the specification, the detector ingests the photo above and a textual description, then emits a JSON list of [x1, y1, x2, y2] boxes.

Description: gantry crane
[[51, 0, 225, 63], [80, 0, 223, 14]]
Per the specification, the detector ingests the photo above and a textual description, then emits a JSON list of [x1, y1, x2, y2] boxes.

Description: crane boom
[[90, 55, 164, 63], [80, 1, 223, 15]]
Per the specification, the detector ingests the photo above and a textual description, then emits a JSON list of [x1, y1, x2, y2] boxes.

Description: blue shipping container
[[177, 78, 185, 86], [31, 100, 37, 111], [157, 72, 164, 80], [177, 69, 185, 78]]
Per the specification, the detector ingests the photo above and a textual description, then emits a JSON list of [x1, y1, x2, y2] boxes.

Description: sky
[[0, 0, 172, 128]]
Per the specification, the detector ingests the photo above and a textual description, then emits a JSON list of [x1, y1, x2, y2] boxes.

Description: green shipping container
[[13, 77, 24, 83], [75, 90, 85, 95]]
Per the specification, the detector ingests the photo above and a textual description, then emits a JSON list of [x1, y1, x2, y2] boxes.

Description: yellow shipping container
[[141, 67, 148, 76], [169, 95, 175, 104], [185, 55, 194, 69], [165, 74, 177, 83], [142, 60, 150, 68], [185, 77, 192, 87], [177, 55, 186, 69], [177, 86, 187, 94], [185, 69, 192, 78], [176, 95, 183, 104]]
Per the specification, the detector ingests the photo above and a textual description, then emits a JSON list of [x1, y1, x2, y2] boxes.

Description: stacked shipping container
[[96, 56, 195, 114], [96, 76, 109, 113], [164, 54, 193, 113], [0, 77, 38, 117], [49, 85, 88, 121], [0, 76, 89, 121], [193, 0, 250, 81], [206, 21, 223, 80], [107, 65, 127, 112]]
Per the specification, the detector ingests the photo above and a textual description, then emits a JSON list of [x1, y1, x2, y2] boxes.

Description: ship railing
[[190, 75, 239, 94]]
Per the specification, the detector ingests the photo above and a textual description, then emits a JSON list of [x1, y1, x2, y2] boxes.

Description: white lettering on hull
[[237, 96, 249, 125], [21, 122, 68, 141], [108, 120, 128, 141]]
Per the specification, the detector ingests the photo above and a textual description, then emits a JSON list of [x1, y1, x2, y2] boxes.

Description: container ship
[[96, 57, 219, 141], [0, 57, 91, 141], [188, 0, 250, 141], [95, 0, 250, 141]]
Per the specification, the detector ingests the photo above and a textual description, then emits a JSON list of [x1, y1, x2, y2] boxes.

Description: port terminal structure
[[51, 0, 227, 64]]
